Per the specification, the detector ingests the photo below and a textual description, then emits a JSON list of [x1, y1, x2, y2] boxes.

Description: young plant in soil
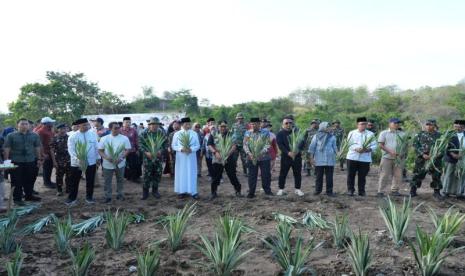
[[105, 209, 131, 250], [158, 203, 197, 252], [379, 197, 420, 247], [428, 206, 465, 238], [136, 246, 161, 276], [346, 230, 372, 276], [409, 226, 464, 276], [69, 243, 96, 276], [197, 213, 254, 276], [263, 220, 322, 275], [330, 213, 351, 249], [54, 215, 74, 254], [5, 246, 24, 276], [1, 211, 19, 254]]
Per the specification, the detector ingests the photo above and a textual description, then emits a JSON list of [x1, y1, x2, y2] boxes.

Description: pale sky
[[1, 0, 464, 112]]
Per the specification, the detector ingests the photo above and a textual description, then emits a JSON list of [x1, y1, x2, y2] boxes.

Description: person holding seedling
[[441, 119, 464, 198], [139, 117, 167, 200], [345, 117, 377, 196], [276, 116, 305, 197], [66, 118, 99, 206], [98, 121, 131, 203], [243, 117, 273, 198], [171, 117, 201, 199], [409, 119, 443, 198], [207, 120, 241, 199]]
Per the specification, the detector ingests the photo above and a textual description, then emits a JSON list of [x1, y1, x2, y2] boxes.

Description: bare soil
[[1, 160, 465, 276]]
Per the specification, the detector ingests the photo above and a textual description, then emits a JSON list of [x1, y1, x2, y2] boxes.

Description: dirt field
[[1, 160, 465, 276]]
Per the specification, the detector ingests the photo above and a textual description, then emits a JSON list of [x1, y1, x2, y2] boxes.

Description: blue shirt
[[308, 134, 337, 166]]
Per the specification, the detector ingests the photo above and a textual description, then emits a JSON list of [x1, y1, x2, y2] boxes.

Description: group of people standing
[[1, 112, 464, 212]]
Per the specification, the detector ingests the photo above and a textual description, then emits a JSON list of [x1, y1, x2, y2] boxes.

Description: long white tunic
[[172, 129, 200, 195]]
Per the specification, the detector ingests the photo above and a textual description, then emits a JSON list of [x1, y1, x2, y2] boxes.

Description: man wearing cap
[[50, 124, 71, 196], [66, 118, 99, 206], [139, 117, 168, 200], [440, 120, 463, 198], [171, 117, 201, 199], [345, 117, 377, 196], [367, 120, 377, 135], [98, 122, 132, 203], [303, 119, 320, 176], [231, 113, 248, 176], [377, 118, 406, 197], [330, 120, 345, 170], [243, 117, 274, 198], [121, 117, 141, 183], [208, 120, 242, 199], [34, 117, 57, 189], [410, 119, 442, 198], [276, 117, 305, 196], [4, 118, 42, 205]]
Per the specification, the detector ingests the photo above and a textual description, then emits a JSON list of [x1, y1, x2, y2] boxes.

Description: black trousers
[[125, 152, 141, 180], [211, 161, 241, 194], [278, 155, 302, 189], [346, 160, 370, 194], [68, 165, 96, 201], [205, 157, 213, 177], [315, 166, 334, 193], [248, 159, 271, 195], [42, 157, 54, 185], [11, 162, 36, 201]]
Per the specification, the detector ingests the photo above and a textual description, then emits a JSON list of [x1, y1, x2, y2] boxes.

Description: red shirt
[[121, 127, 138, 152], [35, 126, 54, 155]]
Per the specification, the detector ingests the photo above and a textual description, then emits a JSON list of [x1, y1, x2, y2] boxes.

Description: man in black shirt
[[207, 120, 241, 199], [276, 117, 305, 196]]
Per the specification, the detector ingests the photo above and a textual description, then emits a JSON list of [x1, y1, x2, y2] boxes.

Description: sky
[[0, 0, 464, 112]]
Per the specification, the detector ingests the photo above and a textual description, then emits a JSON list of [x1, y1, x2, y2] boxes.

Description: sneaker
[[295, 189, 305, 197], [358, 192, 366, 197], [326, 192, 336, 197], [56, 191, 63, 196], [264, 191, 274, 196], [103, 198, 112, 204], [346, 191, 355, 197], [65, 199, 77, 206], [152, 191, 161, 199], [85, 198, 96, 204], [24, 195, 41, 202], [235, 191, 243, 197], [277, 189, 285, 196], [376, 192, 385, 198], [116, 195, 125, 201], [313, 191, 322, 196], [246, 194, 255, 199], [192, 194, 200, 200], [433, 191, 443, 200], [390, 191, 402, 197]]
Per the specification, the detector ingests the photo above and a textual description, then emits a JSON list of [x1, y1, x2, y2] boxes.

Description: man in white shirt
[[346, 117, 377, 196], [66, 118, 99, 206], [98, 122, 131, 203]]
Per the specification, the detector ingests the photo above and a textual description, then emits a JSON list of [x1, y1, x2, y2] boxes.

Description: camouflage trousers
[[410, 156, 442, 190], [56, 162, 71, 192], [143, 159, 163, 190]]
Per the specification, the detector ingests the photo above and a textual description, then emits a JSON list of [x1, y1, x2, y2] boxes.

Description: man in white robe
[[171, 117, 200, 199]]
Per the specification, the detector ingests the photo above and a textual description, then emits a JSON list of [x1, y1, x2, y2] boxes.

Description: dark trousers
[[211, 161, 241, 194], [68, 165, 96, 201], [11, 162, 36, 201], [206, 157, 213, 177], [42, 157, 54, 185], [278, 155, 302, 189], [232, 147, 248, 175], [315, 166, 334, 193], [125, 152, 141, 181], [248, 159, 271, 195], [347, 160, 370, 194]]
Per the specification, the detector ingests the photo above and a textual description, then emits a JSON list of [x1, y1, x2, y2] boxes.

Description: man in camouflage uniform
[[330, 120, 345, 170], [231, 113, 248, 175], [50, 124, 71, 196], [410, 119, 442, 198], [303, 119, 320, 176], [139, 118, 167, 200]]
